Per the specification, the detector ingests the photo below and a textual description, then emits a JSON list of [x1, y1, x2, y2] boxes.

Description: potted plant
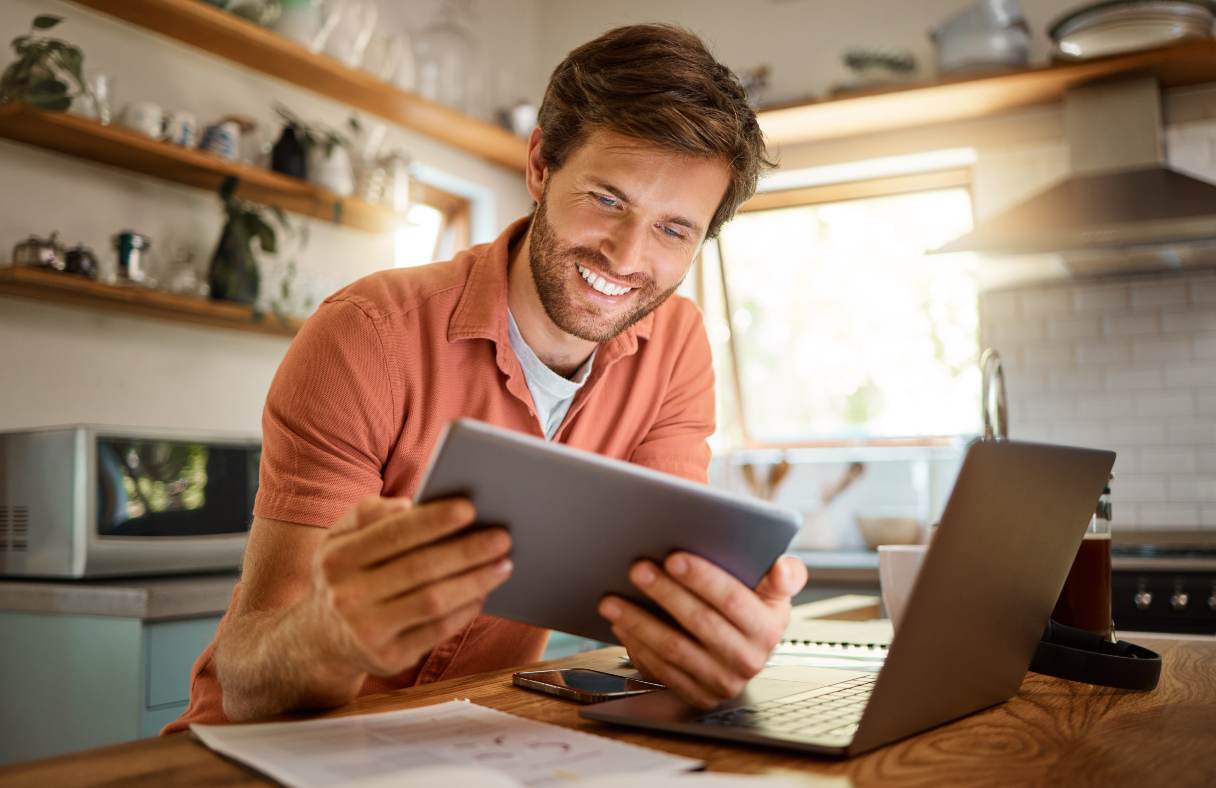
[[272, 104, 359, 196], [209, 176, 292, 307], [0, 14, 89, 111]]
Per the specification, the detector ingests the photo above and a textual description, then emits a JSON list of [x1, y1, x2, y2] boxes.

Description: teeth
[[578, 265, 632, 296]]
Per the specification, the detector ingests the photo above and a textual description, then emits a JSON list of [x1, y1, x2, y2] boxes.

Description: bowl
[[1049, 0, 1215, 60], [857, 515, 922, 550]]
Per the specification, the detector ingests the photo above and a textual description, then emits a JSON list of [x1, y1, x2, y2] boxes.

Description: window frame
[[714, 167, 977, 450]]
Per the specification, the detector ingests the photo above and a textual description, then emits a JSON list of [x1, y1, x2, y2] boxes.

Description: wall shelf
[[0, 103, 400, 233], [70, 0, 529, 171], [758, 40, 1216, 146], [0, 265, 301, 337]]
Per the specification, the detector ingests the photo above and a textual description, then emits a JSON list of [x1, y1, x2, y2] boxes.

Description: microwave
[[0, 425, 259, 578]]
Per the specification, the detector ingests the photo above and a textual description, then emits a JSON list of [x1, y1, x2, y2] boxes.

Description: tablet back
[[415, 419, 801, 644]]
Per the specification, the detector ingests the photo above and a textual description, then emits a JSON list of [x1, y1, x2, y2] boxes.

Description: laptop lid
[[848, 439, 1114, 754]]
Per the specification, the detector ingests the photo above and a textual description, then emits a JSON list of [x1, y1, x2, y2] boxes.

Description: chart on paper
[[191, 699, 702, 787]]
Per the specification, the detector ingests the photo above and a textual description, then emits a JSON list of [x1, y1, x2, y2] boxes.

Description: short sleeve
[[628, 315, 715, 484], [253, 297, 401, 527]]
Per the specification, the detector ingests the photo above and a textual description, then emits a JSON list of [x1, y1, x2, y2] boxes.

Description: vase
[[308, 143, 354, 197], [271, 125, 308, 179], [208, 221, 261, 305]]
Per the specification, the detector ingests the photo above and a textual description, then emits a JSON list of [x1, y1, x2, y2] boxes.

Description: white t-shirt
[[507, 310, 595, 440]]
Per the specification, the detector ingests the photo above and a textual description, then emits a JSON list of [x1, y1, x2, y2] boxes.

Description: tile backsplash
[[980, 270, 1216, 531]]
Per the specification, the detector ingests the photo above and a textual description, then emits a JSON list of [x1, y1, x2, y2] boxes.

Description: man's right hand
[[308, 496, 514, 680]]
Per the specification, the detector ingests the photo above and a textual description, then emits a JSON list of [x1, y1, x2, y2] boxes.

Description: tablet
[[414, 419, 801, 644]]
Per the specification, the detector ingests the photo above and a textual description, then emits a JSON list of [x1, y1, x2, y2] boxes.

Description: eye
[[593, 192, 620, 208], [659, 224, 687, 241]]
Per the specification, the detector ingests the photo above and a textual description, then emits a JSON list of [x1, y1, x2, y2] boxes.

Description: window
[[394, 181, 472, 268], [703, 170, 980, 448]]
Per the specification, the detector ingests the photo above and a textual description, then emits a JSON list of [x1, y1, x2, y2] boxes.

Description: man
[[166, 23, 806, 731]]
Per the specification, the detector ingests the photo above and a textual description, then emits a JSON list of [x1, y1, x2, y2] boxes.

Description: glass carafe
[[414, 0, 484, 118]]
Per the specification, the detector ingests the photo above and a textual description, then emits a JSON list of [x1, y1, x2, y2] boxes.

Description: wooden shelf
[[0, 265, 302, 337], [70, 0, 528, 171], [0, 103, 400, 233], [758, 40, 1216, 146]]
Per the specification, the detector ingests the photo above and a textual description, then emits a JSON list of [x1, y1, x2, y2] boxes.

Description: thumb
[[756, 555, 808, 603], [332, 495, 411, 533]]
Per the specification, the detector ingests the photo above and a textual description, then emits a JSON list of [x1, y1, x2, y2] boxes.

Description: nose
[[600, 213, 648, 277]]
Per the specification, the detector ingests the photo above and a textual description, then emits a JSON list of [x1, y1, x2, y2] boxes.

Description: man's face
[[527, 129, 731, 343]]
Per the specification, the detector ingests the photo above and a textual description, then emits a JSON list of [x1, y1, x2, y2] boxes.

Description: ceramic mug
[[199, 120, 241, 160], [119, 101, 164, 138], [162, 111, 198, 147], [878, 544, 928, 632]]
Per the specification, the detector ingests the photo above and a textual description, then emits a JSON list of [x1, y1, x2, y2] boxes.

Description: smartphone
[[512, 668, 664, 703]]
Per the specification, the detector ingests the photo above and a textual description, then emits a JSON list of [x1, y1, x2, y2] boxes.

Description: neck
[[507, 222, 597, 378]]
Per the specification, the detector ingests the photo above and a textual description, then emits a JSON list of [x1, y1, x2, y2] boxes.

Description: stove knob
[[1209, 588, 1216, 612], [1170, 585, 1189, 612], [1134, 582, 1153, 610]]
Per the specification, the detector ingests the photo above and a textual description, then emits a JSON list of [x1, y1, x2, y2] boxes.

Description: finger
[[616, 629, 720, 710], [600, 596, 744, 703], [380, 556, 513, 632], [332, 495, 411, 534], [368, 599, 486, 677], [628, 560, 764, 678], [755, 555, 808, 602], [663, 552, 772, 641], [332, 498, 478, 569], [361, 527, 511, 602]]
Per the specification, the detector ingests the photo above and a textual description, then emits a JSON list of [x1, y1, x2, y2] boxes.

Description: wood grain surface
[[2, 635, 1212, 787]]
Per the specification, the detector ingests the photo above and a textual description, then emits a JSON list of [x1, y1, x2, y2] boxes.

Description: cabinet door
[[144, 617, 220, 709]]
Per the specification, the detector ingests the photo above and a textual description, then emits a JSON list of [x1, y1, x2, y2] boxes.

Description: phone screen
[[514, 668, 662, 700]]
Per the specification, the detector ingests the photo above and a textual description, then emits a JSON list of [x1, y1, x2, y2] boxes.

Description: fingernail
[[669, 554, 688, 577], [600, 599, 621, 620], [495, 558, 513, 575], [633, 563, 656, 586]]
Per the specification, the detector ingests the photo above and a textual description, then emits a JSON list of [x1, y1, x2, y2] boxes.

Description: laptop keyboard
[[698, 674, 876, 743]]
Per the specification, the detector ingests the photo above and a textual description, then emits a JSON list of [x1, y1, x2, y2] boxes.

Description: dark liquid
[[1052, 535, 1112, 638]]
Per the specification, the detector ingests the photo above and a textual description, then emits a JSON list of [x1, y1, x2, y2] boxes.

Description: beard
[[528, 193, 682, 344]]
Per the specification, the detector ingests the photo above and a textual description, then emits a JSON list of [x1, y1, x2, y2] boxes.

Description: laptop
[[581, 439, 1115, 757]]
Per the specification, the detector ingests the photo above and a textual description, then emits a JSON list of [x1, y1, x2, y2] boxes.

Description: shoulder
[[649, 293, 709, 346], [318, 243, 488, 324]]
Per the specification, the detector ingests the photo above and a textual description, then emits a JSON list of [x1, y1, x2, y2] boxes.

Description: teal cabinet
[[0, 612, 219, 765]]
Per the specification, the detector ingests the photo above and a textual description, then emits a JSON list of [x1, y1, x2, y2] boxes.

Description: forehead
[[554, 128, 731, 229]]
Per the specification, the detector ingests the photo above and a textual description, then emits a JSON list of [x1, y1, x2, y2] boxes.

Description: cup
[[878, 544, 927, 631], [119, 101, 164, 138], [1051, 531, 1113, 639], [162, 111, 198, 147], [199, 121, 241, 160]]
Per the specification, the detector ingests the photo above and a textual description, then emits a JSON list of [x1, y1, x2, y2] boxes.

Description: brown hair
[[537, 24, 774, 239]]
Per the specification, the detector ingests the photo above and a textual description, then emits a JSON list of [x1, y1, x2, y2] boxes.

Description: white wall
[[0, 0, 537, 434]]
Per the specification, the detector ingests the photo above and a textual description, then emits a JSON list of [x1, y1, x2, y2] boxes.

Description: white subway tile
[[1022, 344, 1074, 367], [1194, 333, 1216, 360], [1139, 447, 1198, 474], [1019, 397, 1076, 420], [1078, 392, 1136, 418], [1108, 423, 1167, 445], [1199, 391, 1216, 416], [1202, 506, 1216, 526], [1004, 368, 1047, 396], [1049, 369, 1105, 392], [1191, 279, 1216, 305], [1018, 289, 1071, 315], [1012, 420, 1056, 442], [980, 290, 1020, 319], [1162, 309, 1216, 333], [983, 319, 1046, 347], [1131, 283, 1188, 308], [1198, 448, 1216, 473], [1048, 316, 1102, 340], [1132, 339, 1192, 364], [1116, 475, 1168, 499], [1103, 313, 1160, 337], [1167, 421, 1216, 445], [1111, 503, 1139, 528], [1110, 451, 1138, 474], [1076, 341, 1131, 366], [1166, 476, 1216, 502], [1165, 363, 1216, 388], [1137, 504, 1201, 527], [1072, 284, 1129, 313], [1135, 391, 1194, 417], [1105, 367, 1164, 390]]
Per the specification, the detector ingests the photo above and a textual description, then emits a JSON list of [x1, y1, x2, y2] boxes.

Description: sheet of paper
[[191, 699, 702, 787]]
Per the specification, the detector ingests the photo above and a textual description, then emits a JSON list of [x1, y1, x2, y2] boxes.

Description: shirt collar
[[447, 216, 655, 352]]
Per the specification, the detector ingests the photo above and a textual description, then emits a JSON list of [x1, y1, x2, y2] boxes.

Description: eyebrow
[[589, 179, 704, 237]]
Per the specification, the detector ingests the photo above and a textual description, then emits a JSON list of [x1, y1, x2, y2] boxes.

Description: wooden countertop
[[2, 632, 1213, 786]]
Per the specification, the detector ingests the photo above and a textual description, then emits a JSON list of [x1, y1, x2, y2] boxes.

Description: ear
[[524, 126, 547, 203]]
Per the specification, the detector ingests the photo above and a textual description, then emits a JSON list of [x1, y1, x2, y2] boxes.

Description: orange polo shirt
[[165, 217, 715, 732]]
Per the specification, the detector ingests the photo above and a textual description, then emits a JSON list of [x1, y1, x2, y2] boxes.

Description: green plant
[[1, 15, 88, 111], [274, 103, 360, 158], [210, 176, 293, 308]]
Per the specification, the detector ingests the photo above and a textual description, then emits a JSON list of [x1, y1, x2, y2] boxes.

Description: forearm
[[214, 597, 366, 722]]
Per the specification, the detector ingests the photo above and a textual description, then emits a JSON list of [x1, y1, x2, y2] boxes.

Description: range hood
[[934, 76, 1216, 263]]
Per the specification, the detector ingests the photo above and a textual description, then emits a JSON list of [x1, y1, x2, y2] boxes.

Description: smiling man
[[166, 24, 806, 731]]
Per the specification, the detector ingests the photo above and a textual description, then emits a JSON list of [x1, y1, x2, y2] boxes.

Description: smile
[[577, 264, 633, 297]]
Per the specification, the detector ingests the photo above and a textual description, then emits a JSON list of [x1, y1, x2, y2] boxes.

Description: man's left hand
[[598, 553, 808, 709]]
